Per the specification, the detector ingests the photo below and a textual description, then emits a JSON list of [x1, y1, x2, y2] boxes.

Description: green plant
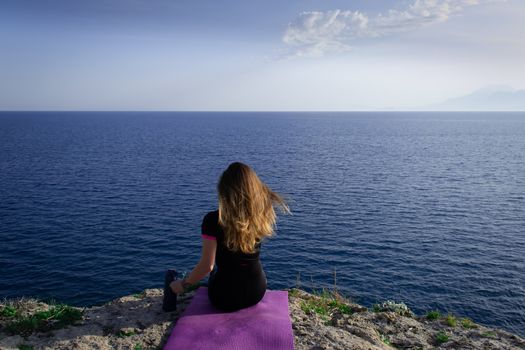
[[435, 331, 449, 344], [117, 329, 136, 337], [299, 287, 354, 323], [300, 300, 329, 318], [317, 289, 354, 313], [372, 300, 415, 317], [288, 288, 300, 298], [426, 310, 441, 320], [134, 344, 143, 350], [17, 345, 34, 350], [1, 305, 18, 318], [446, 313, 457, 327], [460, 317, 477, 329], [132, 291, 146, 299], [6, 304, 83, 336], [328, 300, 353, 314], [379, 333, 391, 346]]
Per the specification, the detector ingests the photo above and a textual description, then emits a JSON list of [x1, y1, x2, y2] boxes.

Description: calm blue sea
[[0, 112, 524, 336]]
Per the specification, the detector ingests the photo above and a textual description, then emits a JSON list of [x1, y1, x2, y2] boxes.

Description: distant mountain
[[435, 85, 525, 111]]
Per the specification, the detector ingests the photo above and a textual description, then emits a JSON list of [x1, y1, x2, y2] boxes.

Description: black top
[[202, 210, 267, 311], [201, 210, 262, 271]]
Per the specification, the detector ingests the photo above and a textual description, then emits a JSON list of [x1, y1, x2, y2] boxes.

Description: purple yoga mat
[[164, 287, 294, 350]]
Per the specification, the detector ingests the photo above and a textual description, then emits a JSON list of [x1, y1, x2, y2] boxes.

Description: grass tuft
[[288, 288, 301, 298], [328, 300, 353, 314], [426, 310, 441, 320], [379, 333, 391, 346], [117, 329, 136, 337], [446, 313, 457, 327], [17, 345, 34, 350], [5, 304, 83, 336], [299, 287, 354, 323], [435, 331, 449, 344], [1, 305, 18, 318], [460, 317, 477, 329], [300, 300, 329, 319]]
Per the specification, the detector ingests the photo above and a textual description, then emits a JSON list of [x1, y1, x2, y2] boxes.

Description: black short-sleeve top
[[201, 210, 261, 270]]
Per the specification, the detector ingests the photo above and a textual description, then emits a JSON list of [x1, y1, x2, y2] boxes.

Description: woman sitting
[[170, 162, 290, 311]]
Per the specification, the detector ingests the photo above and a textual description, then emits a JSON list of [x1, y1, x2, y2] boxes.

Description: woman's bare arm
[[182, 238, 217, 285]]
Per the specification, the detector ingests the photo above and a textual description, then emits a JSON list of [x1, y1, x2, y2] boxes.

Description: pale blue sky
[[1, 0, 524, 110]]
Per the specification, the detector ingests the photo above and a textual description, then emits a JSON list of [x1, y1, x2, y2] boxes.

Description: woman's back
[[202, 210, 267, 311]]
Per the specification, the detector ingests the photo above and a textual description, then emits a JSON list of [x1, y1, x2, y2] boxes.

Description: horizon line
[[1, 110, 525, 113]]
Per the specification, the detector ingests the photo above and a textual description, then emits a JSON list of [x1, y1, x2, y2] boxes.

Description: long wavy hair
[[217, 162, 291, 254]]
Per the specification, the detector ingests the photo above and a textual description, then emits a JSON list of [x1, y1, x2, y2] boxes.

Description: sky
[[0, 0, 524, 111]]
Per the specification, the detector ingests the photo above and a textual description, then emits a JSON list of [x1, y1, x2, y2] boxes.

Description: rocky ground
[[1, 287, 524, 350], [288, 289, 524, 350]]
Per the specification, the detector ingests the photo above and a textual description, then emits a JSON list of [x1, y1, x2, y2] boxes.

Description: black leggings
[[207, 261, 267, 312]]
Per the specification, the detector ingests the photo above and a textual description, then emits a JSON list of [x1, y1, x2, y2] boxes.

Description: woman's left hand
[[170, 280, 184, 294]]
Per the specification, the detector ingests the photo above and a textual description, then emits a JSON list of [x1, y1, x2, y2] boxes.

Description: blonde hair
[[217, 162, 291, 254]]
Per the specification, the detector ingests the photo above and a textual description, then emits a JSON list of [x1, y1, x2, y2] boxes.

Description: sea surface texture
[[1, 112, 524, 336]]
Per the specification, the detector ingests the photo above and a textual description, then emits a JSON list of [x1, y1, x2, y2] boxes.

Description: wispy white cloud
[[283, 0, 507, 57], [282, 10, 368, 57]]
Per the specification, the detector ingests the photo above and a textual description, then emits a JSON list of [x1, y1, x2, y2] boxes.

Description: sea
[[0, 111, 524, 336]]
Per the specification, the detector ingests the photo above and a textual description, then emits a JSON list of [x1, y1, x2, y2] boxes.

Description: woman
[[170, 162, 290, 311]]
